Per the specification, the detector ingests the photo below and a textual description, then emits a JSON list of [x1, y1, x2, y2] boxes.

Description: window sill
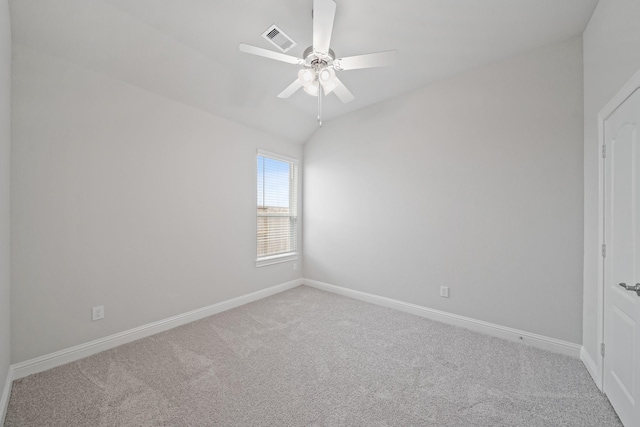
[[256, 253, 299, 268]]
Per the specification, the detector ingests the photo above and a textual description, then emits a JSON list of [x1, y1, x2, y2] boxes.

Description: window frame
[[255, 149, 299, 267]]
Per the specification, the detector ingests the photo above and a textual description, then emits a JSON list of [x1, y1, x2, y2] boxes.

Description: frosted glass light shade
[[298, 69, 315, 87], [319, 67, 336, 94], [303, 81, 319, 96]]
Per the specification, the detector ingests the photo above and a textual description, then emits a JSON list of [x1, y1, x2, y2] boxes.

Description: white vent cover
[[262, 25, 296, 53]]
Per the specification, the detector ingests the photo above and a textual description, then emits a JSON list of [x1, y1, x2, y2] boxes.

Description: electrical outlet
[[92, 306, 104, 321], [293, 263, 298, 271], [440, 286, 450, 298]]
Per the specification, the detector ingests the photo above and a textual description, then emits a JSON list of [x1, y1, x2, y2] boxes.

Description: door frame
[[595, 67, 640, 392]]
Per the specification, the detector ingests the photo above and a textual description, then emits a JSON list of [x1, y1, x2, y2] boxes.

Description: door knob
[[618, 283, 640, 296]]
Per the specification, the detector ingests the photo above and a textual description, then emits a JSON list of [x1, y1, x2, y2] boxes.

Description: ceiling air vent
[[262, 24, 296, 53]]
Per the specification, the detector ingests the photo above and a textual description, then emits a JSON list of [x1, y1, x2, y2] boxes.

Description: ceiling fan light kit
[[239, 0, 397, 126]]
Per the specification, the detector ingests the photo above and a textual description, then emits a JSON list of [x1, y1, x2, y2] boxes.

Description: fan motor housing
[[303, 46, 335, 67]]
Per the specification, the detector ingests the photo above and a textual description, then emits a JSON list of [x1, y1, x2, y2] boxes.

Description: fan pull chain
[[317, 81, 322, 126]]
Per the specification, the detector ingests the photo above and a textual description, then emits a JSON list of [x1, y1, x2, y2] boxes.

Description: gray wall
[[10, 43, 302, 363], [0, 0, 11, 407], [303, 37, 584, 344], [582, 0, 640, 364]]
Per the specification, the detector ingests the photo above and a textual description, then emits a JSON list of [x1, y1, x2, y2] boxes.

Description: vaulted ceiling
[[9, 0, 599, 142]]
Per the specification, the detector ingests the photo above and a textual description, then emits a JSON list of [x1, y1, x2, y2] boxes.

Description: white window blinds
[[257, 150, 298, 264]]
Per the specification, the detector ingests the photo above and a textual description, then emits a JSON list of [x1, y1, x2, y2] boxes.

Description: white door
[[603, 87, 640, 427]]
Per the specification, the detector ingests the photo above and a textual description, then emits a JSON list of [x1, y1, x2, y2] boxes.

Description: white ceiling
[[9, 0, 599, 143]]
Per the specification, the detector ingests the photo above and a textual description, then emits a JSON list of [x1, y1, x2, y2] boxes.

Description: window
[[256, 150, 298, 266]]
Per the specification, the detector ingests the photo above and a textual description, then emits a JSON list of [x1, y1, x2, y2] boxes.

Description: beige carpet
[[5, 285, 621, 426]]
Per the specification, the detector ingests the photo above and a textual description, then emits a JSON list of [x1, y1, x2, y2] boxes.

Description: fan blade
[[239, 44, 302, 65], [332, 77, 354, 103], [335, 50, 397, 71], [277, 79, 303, 98], [312, 0, 336, 55]]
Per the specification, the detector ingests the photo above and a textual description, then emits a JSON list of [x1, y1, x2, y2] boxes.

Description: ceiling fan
[[239, 0, 397, 125]]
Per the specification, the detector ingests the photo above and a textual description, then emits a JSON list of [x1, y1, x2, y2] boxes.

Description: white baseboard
[[580, 347, 602, 391], [303, 279, 581, 358], [0, 366, 13, 426], [11, 279, 302, 380]]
